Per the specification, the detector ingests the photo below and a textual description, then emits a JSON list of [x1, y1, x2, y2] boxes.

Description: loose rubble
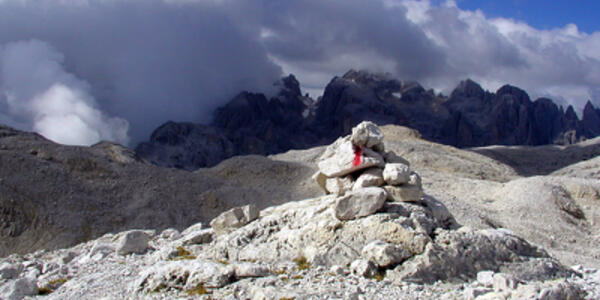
[[0, 121, 599, 299]]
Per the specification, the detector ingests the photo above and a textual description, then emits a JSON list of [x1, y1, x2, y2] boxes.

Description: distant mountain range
[[136, 70, 600, 170]]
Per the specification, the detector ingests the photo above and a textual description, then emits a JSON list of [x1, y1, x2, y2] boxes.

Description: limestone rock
[[389, 228, 571, 284], [408, 172, 422, 189], [204, 195, 452, 269], [351, 121, 384, 149], [0, 278, 38, 300], [353, 168, 384, 190], [476, 270, 495, 287], [318, 137, 385, 177], [361, 240, 411, 268], [464, 286, 493, 300], [210, 204, 259, 235], [312, 171, 328, 193], [383, 163, 410, 185], [233, 262, 271, 279], [136, 260, 234, 292], [181, 222, 205, 236], [87, 243, 116, 261], [159, 228, 182, 241], [420, 196, 458, 229], [116, 230, 152, 256], [330, 265, 346, 275], [383, 185, 423, 202], [493, 273, 517, 292], [335, 187, 387, 220], [350, 259, 378, 278], [538, 281, 585, 300], [325, 176, 354, 195], [383, 151, 410, 166], [182, 228, 215, 245]]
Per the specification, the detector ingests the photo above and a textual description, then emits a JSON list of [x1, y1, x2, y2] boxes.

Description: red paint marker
[[353, 145, 362, 166]]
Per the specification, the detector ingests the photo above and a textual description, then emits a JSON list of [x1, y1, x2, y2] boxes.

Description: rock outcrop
[[314, 121, 424, 206]]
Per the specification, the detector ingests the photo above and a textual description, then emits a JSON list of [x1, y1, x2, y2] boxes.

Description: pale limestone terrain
[[1, 123, 600, 299]]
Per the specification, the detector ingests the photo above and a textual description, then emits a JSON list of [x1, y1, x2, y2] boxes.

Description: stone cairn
[[313, 121, 424, 220]]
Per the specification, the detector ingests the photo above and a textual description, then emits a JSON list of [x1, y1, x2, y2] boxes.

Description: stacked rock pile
[[313, 121, 424, 220]]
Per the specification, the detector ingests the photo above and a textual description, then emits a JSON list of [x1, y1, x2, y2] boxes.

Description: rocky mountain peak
[[565, 105, 579, 121], [583, 100, 600, 136], [496, 84, 531, 104], [136, 70, 600, 169], [276, 74, 302, 97], [451, 78, 485, 99]]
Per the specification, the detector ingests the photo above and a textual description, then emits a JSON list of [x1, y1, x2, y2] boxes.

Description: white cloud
[[0, 40, 129, 146], [262, 0, 600, 109]]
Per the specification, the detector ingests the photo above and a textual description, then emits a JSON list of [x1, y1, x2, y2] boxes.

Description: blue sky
[[456, 0, 600, 33]]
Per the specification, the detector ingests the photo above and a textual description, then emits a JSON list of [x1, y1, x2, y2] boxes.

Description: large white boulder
[[318, 137, 385, 177], [383, 163, 410, 185], [350, 121, 384, 150], [334, 187, 387, 220], [210, 204, 259, 235]]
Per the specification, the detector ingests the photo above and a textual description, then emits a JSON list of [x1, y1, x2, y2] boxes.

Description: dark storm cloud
[[260, 0, 446, 82], [0, 0, 282, 145], [0, 0, 599, 146]]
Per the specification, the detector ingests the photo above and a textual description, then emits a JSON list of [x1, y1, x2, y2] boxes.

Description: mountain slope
[[0, 124, 320, 257]]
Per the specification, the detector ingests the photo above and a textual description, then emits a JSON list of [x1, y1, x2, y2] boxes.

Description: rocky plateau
[[1, 120, 599, 299]]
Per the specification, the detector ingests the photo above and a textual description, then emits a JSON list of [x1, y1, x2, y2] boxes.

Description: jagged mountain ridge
[[136, 70, 600, 170]]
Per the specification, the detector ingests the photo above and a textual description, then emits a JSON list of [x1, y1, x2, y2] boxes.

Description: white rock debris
[[0, 122, 598, 300]]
